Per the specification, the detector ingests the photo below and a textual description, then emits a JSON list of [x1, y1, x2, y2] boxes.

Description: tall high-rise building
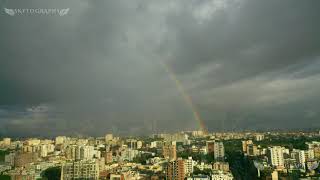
[[298, 150, 306, 169], [163, 143, 177, 160], [305, 149, 315, 160], [247, 144, 259, 156], [166, 158, 185, 180], [14, 152, 38, 167], [80, 145, 96, 160], [242, 140, 253, 153], [314, 147, 320, 159], [268, 146, 285, 168], [184, 157, 194, 175], [40, 144, 48, 157], [61, 160, 99, 180], [214, 142, 225, 161], [105, 151, 113, 164], [291, 149, 306, 169], [65, 145, 77, 160], [206, 141, 215, 154], [65, 145, 96, 161]]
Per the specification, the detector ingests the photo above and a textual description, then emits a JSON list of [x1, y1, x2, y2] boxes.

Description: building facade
[[61, 160, 99, 180], [166, 158, 185, 180]]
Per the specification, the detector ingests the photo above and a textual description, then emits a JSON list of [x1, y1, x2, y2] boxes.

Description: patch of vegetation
[[224, 140, 258, 180], [255, 135, 320, 150], [0, 175, 10, 180], [178, 151, 214, 163], [192, 167, 212, 176], [41, 166, 61, 180], [132, 153, 154, 165], [0, 150, 9, 162]]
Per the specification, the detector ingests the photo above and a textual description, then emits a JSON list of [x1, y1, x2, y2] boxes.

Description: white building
[[121, 149, 139, 161], [306, 149, 315, 160], [184, 157, 195, 175], [40, 145, 48, 157], [192, 131, 205, 137], [255, 134, 264, 141], [298, 150, 306, 169], [61, 160, 99, 180], [55, 136, 66, 145], [110, 174, 122, 180], [65, 145, 98, 160], [268, 146, 285, 168], [306, 141, 320, 149], [271, 170, 278, 180], [214, 142, 225, 161], [3, 138, 11, 146], [137, 141, 143, 149], [26, 139, 41, 146], [196, 162, 212, 171], [150, 141, 157, 148], [291, 149, 306, 169], [187, 175, 210, 180], [211, 170, 233, 180], [105, 134, 113, 142]]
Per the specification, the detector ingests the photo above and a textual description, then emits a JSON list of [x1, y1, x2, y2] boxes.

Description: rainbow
[[161, 61, 207, 134]]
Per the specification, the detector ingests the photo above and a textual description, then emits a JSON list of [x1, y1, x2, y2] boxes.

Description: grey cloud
[[164, 0, 320, 80], [1, 0, 320, 136]]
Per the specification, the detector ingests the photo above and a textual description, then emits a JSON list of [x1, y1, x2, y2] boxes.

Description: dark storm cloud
[[164, 0, 320, 79], [0, 0, 320, 136], [158, 0, 320, 130], [0, 0, 200, 135]]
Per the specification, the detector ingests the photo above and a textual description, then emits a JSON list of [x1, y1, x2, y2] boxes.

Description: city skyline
[[1, 130, 320, 179]]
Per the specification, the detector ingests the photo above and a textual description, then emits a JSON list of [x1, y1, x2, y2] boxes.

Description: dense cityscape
[[1, 130, 320, 180], [1, 0, 320, 180]]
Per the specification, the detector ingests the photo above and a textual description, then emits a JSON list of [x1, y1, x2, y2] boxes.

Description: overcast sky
[[1, 0, 320, 137]]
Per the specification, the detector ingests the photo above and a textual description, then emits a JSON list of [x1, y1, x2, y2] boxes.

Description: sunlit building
[[61, 160, 99, 180], [55, 136, 66, 145], [166, 158, 185, 180], [206, 141, 215, 154], [268, 146, 285, 169], [163, 143, 177, 160], [211, 170, 233, 180], [105, 134, 113, 142], [184, 157, 195, 175], [242, 140, 253, 154], [214, 142, 225, 161], [213, 162, 230, 172]]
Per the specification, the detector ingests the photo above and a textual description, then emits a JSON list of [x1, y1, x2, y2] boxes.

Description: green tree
[[41, 166, 61, 180], [0, 175, 10, 180], [132, 153, 153, 165], [0, 150, 9, 162]]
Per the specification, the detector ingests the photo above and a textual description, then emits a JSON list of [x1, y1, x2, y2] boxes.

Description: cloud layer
[[1, 0, 320, 136]]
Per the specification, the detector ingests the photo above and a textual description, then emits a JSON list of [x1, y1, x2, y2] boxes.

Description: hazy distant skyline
[[1, 0, 320, 136]]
